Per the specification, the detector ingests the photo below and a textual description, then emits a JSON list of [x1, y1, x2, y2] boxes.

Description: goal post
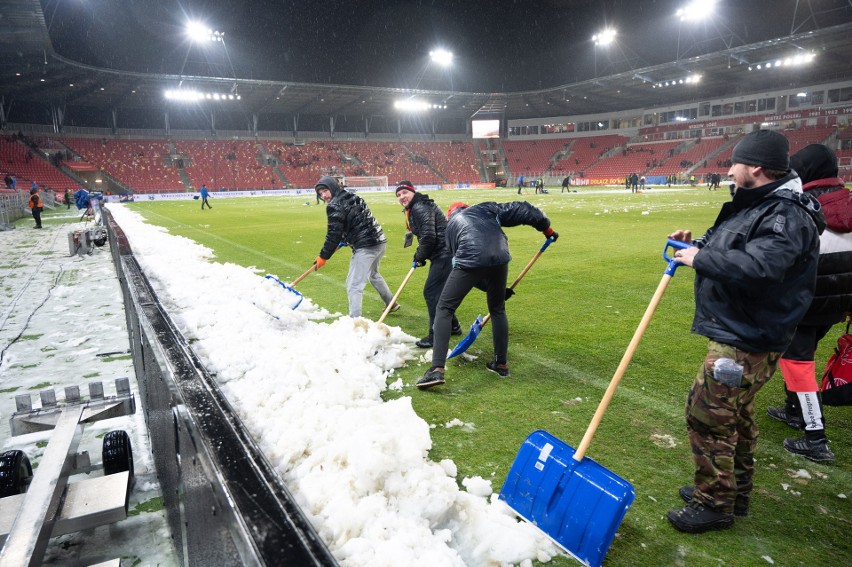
[[339, 175, 389, 192]]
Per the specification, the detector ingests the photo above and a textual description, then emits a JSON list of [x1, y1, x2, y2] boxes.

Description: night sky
[[42, 0, 852, 92]]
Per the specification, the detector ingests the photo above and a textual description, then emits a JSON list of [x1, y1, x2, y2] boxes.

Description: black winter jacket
[[405, 192, 448, 263], [797, 179, 852, 326], [316, 175, 386, 259], [446, 201, 550, 270], [691, 173, 825, 352]]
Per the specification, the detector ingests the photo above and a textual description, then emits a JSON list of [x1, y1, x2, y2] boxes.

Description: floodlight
[[186, 21, 211, 42], [394, 99, 431, 111], [676, 0, 716, 22], [593, 28, 616, 46], [429, 49, 454, 67]]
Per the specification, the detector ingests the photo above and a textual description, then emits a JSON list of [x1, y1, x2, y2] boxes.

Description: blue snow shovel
[[265, 274, 305, 310], [448, 237, 555, 359], [499, 239, 693, 567]]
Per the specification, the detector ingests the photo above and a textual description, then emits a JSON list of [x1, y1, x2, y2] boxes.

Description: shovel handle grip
[[663, 239, 694, 276]]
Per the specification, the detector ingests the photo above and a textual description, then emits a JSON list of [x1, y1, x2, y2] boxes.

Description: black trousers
[[32, 208, 42, 228], [432, 263, 509, 368], [422, 254, 459, 337]]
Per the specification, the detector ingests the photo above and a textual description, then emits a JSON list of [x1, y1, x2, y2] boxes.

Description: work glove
[[505, 288, 515, 300], [314, 256, 326, 269], [404, 232, 414, 248], [413, 258, 427, 268], [543, 227, 559, 241]]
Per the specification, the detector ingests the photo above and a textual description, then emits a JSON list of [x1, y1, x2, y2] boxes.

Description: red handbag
[[820, 322, 852, 407]]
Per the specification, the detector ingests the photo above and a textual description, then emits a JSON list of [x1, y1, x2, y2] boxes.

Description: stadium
[[0, 1, 850, 566]]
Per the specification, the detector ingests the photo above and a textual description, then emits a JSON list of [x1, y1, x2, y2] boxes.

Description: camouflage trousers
[[686, 340, 781, 514]]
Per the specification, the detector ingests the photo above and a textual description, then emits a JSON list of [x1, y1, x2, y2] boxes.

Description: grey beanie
[[731, 130, 790, 171]]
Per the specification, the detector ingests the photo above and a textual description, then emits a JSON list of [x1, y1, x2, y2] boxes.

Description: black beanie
[[395, 180, 416, 194], [731, 130, 790, 172], [790, 144, 838, 184]]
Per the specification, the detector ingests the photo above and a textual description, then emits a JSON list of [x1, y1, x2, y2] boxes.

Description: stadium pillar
[[251, 113, 258, 137], [165, 111, 171, 136], [293, 114, 299, 138], [211, 109, 217, 137], [330, 115, 335, 138], [365, 116, 371, 138], [111, 108, 118, 135], [50, 104, 64, 134], [0, 97, 6, 130]]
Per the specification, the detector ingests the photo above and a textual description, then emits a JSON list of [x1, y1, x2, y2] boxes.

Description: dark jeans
[[423, 254, 459, 337], [432, 264, 509, 368], [32, 208, 42, 228]]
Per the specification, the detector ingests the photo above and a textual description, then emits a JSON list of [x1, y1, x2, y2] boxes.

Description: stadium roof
[[2, 1, 852, 130]]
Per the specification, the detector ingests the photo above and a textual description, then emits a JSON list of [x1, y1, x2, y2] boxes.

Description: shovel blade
[[447, 315, 483, 359], [499, 430, 635, 567]]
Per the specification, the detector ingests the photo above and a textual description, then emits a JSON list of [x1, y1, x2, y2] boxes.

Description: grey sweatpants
[[347, 242, 393, 317]]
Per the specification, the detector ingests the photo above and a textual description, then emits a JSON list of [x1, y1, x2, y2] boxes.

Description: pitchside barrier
[[104, 208, 339, 567], [105, 183, 497, 203]]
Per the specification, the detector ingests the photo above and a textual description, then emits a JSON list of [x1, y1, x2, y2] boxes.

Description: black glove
[[505, 288, 515, 300], [413, 258, 426, 268]]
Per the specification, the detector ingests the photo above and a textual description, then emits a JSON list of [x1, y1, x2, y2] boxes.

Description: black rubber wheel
[[0, 449, 33, 498], [103, 430, 135, 508]]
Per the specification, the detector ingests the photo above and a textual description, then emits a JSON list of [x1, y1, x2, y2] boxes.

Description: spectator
[[416, 201, 557, 389], [314, 175, 396, 318], [394, 181, 462, 347], [665, 130, 825, 533], [766, 143, 852, 462]]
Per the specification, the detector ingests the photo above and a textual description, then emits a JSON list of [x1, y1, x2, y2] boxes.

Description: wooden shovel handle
[[480, 246, 547, 327], [377, 266, 416, 323], [291, 264, 318, 287], [573, 273, 673, 462]]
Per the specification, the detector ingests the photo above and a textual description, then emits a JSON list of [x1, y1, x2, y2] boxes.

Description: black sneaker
[[766, 407, 805, 430], [387, 302, 401, 313], [667, 501, 734, 533], [415, 335, 433, 348], [783, 436, 835, 463], [451, 325, 463, 336], [486, 361, 510, 377], [679, 486, 748, 517], [416, 367, 445, 389]]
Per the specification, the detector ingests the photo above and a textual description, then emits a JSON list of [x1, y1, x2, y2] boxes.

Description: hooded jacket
[[691, 172, 825, 352], [316, 175, 386, 259], [446, 201, 550, 270], [790, 144, 852, 325], [405, 192, 448, 263]]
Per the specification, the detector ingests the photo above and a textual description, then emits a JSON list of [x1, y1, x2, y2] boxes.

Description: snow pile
[[108, 204, 560, 566]]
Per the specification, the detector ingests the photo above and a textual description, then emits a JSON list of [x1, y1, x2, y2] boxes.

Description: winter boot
[[415, 334, 434, 348], [667, 502, 734, 533], [766, 386, 804, 430], [679, 486, 749, 517], [783, 436, 835, 463]]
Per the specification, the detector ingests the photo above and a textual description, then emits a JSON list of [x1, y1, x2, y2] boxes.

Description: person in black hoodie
[[314, 175, 396, 318], [416, 200, 556, 389], [766, 143, 852, 463], [395, 181, 461, 347], [666, 130, 825, 534]]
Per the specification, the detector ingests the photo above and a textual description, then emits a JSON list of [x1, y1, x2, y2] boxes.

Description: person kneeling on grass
[[313, 175, 398, 318], [416, 201, 557, 390]]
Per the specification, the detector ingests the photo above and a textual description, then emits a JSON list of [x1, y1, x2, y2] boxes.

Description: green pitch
[[124, 187, 850, 567]]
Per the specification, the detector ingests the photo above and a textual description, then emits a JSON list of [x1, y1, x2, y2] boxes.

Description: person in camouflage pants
[[687, 342, 780, 515], [666, 130, 824, 533]]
